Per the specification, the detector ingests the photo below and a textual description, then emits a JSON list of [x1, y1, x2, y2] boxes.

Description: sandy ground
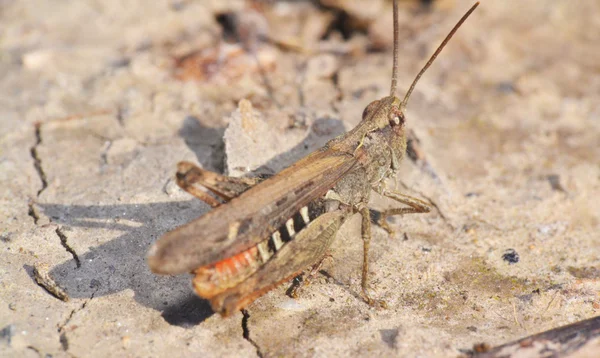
[[1, 0, 599, 357]]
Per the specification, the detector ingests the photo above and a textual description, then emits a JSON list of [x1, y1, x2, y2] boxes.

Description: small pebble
[[502, 249, 519, 264]]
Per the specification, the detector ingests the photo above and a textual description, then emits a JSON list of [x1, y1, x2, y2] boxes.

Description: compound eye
[[388, 110, 402, 126]]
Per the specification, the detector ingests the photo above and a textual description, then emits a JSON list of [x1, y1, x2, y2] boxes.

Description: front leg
[[375, 190, 431, 236]]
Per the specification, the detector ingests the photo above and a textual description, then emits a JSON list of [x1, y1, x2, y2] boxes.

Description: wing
[[147, 147, 356, 274]]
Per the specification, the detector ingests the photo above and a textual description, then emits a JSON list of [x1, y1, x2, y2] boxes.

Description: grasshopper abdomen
[[191, 199, 335, 314]]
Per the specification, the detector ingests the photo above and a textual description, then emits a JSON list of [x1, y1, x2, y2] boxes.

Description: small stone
[[122, 335, 131, 349], [0, 232, 13, 243], [33, 263, 69, 302], [0, 324, 16, 345], [502, 249, 520, 264]]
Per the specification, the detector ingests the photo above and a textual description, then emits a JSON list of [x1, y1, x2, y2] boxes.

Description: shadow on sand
[[41, 117, 345, 327]]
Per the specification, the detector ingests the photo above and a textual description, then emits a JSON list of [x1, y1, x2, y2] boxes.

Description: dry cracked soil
[[1, 0, 599, 357]]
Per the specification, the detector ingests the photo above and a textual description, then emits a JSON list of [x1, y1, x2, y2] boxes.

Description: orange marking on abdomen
[[192, 246, 262, 299]]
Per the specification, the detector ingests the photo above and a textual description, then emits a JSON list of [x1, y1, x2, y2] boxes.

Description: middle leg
[[359, 206, 387, 308]]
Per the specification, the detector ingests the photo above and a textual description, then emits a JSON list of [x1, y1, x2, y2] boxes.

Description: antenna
[[400, 2, 480, 109], [390, 0, 399, 96]]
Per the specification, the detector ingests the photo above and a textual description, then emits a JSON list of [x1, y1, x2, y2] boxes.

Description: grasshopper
[[148, 0, 479, 317]]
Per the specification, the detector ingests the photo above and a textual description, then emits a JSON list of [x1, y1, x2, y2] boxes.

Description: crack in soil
[[241, 309, 264, 358], [30, 122, 48, 197], [55, 227, 81, 268], [99, 140, 113, 174], [26, 345, 42, 357], [100, 140, 112, 166], [28, 201, 40, 225], [57, 291, 96, 352], [330, 66, 343, 106]]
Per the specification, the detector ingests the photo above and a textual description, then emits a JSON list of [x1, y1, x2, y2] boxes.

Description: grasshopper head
[[361, 95, 405, 134]]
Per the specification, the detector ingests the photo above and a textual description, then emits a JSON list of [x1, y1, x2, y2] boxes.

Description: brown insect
[[148, 0, 480, 317]]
